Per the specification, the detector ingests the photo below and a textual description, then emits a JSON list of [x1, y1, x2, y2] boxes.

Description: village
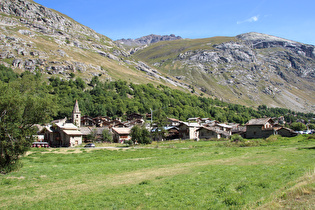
[[34, 101, 298, 147]]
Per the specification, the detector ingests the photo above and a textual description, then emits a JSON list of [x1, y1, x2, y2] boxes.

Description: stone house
[[245, 118, 276, 139], [167, 118, 181, 127], [200, 118, 212, 125], [177, 122, 201, 140], [188, 117, 202, 124], [81, 115, 96, 127], [124, 119, 144, 127], [112, 127, 131, 143], [80, 126, 109, 142], [214, 123, 233, 135], [41, 122, 83, 147], [275, 127, 297, 137], [127, 113, 143, 121], [165, 126, 180, 140], [197, 126, 230, 140]]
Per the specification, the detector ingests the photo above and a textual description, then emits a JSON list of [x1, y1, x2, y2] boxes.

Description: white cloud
[[237, 15, 259, 24]]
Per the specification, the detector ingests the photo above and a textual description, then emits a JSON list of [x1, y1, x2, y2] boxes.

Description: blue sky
[[34, 0, 315, 45]]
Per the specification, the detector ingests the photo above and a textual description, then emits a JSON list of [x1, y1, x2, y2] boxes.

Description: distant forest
[[1, 64, 314, 125]]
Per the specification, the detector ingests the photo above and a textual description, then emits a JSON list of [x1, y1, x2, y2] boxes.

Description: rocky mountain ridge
[[117, 34, 182, 47], [116, 34, 183, 55]]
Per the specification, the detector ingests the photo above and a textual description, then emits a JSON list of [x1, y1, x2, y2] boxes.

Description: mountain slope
[[0, 0, 187, 89], [134, 33, 315, 112]]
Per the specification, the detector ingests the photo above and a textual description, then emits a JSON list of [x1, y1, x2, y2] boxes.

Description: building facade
[[245, 118, 276, 139]]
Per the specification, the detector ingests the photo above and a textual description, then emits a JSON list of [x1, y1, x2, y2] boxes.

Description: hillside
[[0, 0, 187, 89], [134, 34, 315, 113], [0, 0, 314, 113]]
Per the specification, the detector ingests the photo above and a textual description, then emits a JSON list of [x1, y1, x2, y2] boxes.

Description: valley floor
[[0, 135, 314, 209]]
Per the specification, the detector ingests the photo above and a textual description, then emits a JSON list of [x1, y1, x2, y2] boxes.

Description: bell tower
[[72, 100, 81, 127]]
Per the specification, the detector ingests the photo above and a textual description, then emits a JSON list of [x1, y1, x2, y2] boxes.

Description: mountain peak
[[237, 32, 295, 43], [117, 34, 182, 46]]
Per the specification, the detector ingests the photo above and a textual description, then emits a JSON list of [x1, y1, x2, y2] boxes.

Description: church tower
[[72, 100, 81, 127]]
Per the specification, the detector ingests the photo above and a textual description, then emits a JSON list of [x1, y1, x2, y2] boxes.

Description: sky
[[34, 0, 315, 45]]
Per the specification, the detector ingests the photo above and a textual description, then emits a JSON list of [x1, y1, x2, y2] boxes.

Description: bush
[[230, 134, 244, 143], [124, 140, 134, 146], [266, 134, 281, 142]]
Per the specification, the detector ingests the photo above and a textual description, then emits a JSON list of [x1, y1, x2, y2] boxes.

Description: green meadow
[[0, 135, 314, 209]]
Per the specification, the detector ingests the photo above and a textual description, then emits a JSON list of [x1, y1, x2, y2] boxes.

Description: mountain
[[0, 0, 185, 88], [116, 34, 182, 47], [0, 0, 314, 113], [133, 33, 315, 113]]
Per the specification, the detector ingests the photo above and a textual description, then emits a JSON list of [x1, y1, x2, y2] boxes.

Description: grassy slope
[[0, 135, 314, 209], [135, 36, 236, 62]]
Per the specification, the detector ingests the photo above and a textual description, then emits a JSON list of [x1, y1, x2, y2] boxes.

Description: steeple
[[72, 100, 81, 127]]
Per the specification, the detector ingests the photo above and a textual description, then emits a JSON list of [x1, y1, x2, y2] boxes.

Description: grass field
[[0, 135, 314, 209]]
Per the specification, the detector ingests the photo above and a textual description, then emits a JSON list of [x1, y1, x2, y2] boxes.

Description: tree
[[151, 108, 167, 141], [86, 128, 98, 142], [131, 125, 151, 144], [89, 76, 100, 87], [69, 73, 75, 78], [308, 123, 315, 130], [102, 129, 113, 143], [0, 64, 19, 83], [0, 80, 55, 174], [290, 122, 307, 131], [75, 77, 86, 90]]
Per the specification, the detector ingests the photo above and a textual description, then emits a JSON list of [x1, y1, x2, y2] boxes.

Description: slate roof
[[63, 130, 83, 135], [80, 127, 109, 135], [246, 118, 273, 125], [56, 122, 78, 130], [112, 127, 131, 135], [168, 118, 181, 122], [197, 126, 231, 137]]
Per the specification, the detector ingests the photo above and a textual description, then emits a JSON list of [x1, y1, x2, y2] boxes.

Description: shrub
[[124, 140, 134, 146], [230, 134, 244, 143], [223, 195, 245, 206], [266, 135, 281, 142]]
